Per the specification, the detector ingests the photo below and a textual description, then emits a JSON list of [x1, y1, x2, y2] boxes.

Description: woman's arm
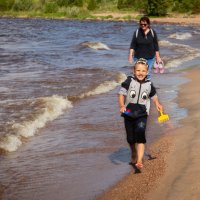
[[129, 31, 137, 64], [153, 30, 161, 63], [155, 51, 161, 63], [128, 49, 134, 64]]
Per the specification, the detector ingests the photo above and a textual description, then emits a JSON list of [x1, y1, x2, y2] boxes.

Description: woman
[[128, 16, 161, 79]]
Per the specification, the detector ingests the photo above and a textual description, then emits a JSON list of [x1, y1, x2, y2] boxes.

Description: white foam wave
[[159, 40, 176, 47], [79, 72, 126, 98], [0, 135, 22, 152], [193, 30, 200, 35], [80, 41, 110, 50], [0, 95, 73, 152], [0, 73, 126, 153], [168, 32, 192, 40], [159, 40, 200, 68]]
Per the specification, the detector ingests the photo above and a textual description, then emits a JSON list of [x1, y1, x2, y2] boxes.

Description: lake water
[[0, 18, 200, 200]]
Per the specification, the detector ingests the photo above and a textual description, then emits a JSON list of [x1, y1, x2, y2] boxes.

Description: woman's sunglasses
[[140, 23, 148, 26]]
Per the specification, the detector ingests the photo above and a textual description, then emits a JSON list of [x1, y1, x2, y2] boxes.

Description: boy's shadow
[[108, 147, 130, 165], [108, 147, 141, 174], [109, 147, 156, 174]]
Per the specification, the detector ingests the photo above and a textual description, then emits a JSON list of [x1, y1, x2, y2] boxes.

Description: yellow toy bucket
[[158, 111, 169, 123]]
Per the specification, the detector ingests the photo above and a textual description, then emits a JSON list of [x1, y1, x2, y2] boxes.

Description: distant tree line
[[117, 0, 200, 16], [0, 0, 200, 16]]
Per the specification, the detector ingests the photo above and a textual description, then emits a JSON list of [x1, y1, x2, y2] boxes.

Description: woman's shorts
[[124, 116, 147, 144]]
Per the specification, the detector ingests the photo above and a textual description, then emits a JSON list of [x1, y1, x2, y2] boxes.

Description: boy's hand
[[156, 103, 163, 112], [120, 105, 126, 113]]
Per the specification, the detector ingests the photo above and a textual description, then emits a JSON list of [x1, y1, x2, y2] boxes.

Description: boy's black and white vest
[[119, 75, 157, 114]]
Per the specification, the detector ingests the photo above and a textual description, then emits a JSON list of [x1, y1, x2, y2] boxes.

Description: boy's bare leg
[[130, 144, 137, 164], [136, 143, 145, 168]]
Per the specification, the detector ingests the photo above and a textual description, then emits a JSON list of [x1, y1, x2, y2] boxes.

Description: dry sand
[[151, 15, 200, 25], [97, 67, 200, 200], [92, 12, 200, 25]]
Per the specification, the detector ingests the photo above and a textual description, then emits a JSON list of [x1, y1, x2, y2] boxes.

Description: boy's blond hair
[[133, 58, 149, 70]]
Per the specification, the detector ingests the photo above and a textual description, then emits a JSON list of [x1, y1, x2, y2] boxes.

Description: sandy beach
[[92, 12, 200, 25], [148, 68, 200, 200], [97, 67, 200, 200], [151, 15, 200, 25]]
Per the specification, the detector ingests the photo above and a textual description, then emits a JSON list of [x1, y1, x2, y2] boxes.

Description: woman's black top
[[130, 28, 159, 59]]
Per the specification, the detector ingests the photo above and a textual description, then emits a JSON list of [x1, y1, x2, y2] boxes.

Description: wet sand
[[97, 68, 200, 200]]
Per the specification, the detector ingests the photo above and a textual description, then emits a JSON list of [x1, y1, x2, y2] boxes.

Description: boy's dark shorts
[[124, 116, 147, 144]]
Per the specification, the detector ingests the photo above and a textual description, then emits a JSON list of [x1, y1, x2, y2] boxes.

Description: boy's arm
[[150, 83, 163, 112], [118, 76, 131, 113], [152, 95, 163, 112], [119, 94, 126, 113]]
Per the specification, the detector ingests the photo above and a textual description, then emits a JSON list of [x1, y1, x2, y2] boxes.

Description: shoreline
[[97, 134, 173, 200], [97, 67, 200, 200]]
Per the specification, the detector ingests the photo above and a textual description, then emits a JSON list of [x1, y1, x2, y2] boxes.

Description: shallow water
[[0, 18, 200, 200]]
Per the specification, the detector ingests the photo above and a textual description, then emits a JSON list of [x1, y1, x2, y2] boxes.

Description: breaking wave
[[0, 72, 126, 153], [159, 40, 200, 68], [80, 41, 110, 50], [0, 95, 72, 152], [78, 72, 126, 99], [168, 32, 192, 40]]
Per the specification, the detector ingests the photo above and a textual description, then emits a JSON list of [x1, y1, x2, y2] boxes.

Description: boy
[[118, 58, 163, 169]]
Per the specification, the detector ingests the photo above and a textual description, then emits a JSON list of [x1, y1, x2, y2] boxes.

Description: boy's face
[[134, 63, 148, 81]]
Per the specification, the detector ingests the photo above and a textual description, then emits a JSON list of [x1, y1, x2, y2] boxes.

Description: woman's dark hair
[[140, 16, 151, 25]]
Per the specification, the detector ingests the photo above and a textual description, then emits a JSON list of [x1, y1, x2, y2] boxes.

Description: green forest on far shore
[[0, 0, 200, 20]]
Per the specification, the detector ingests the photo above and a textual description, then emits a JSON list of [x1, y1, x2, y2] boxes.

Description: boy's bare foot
[[135, 162, 143, 169]]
